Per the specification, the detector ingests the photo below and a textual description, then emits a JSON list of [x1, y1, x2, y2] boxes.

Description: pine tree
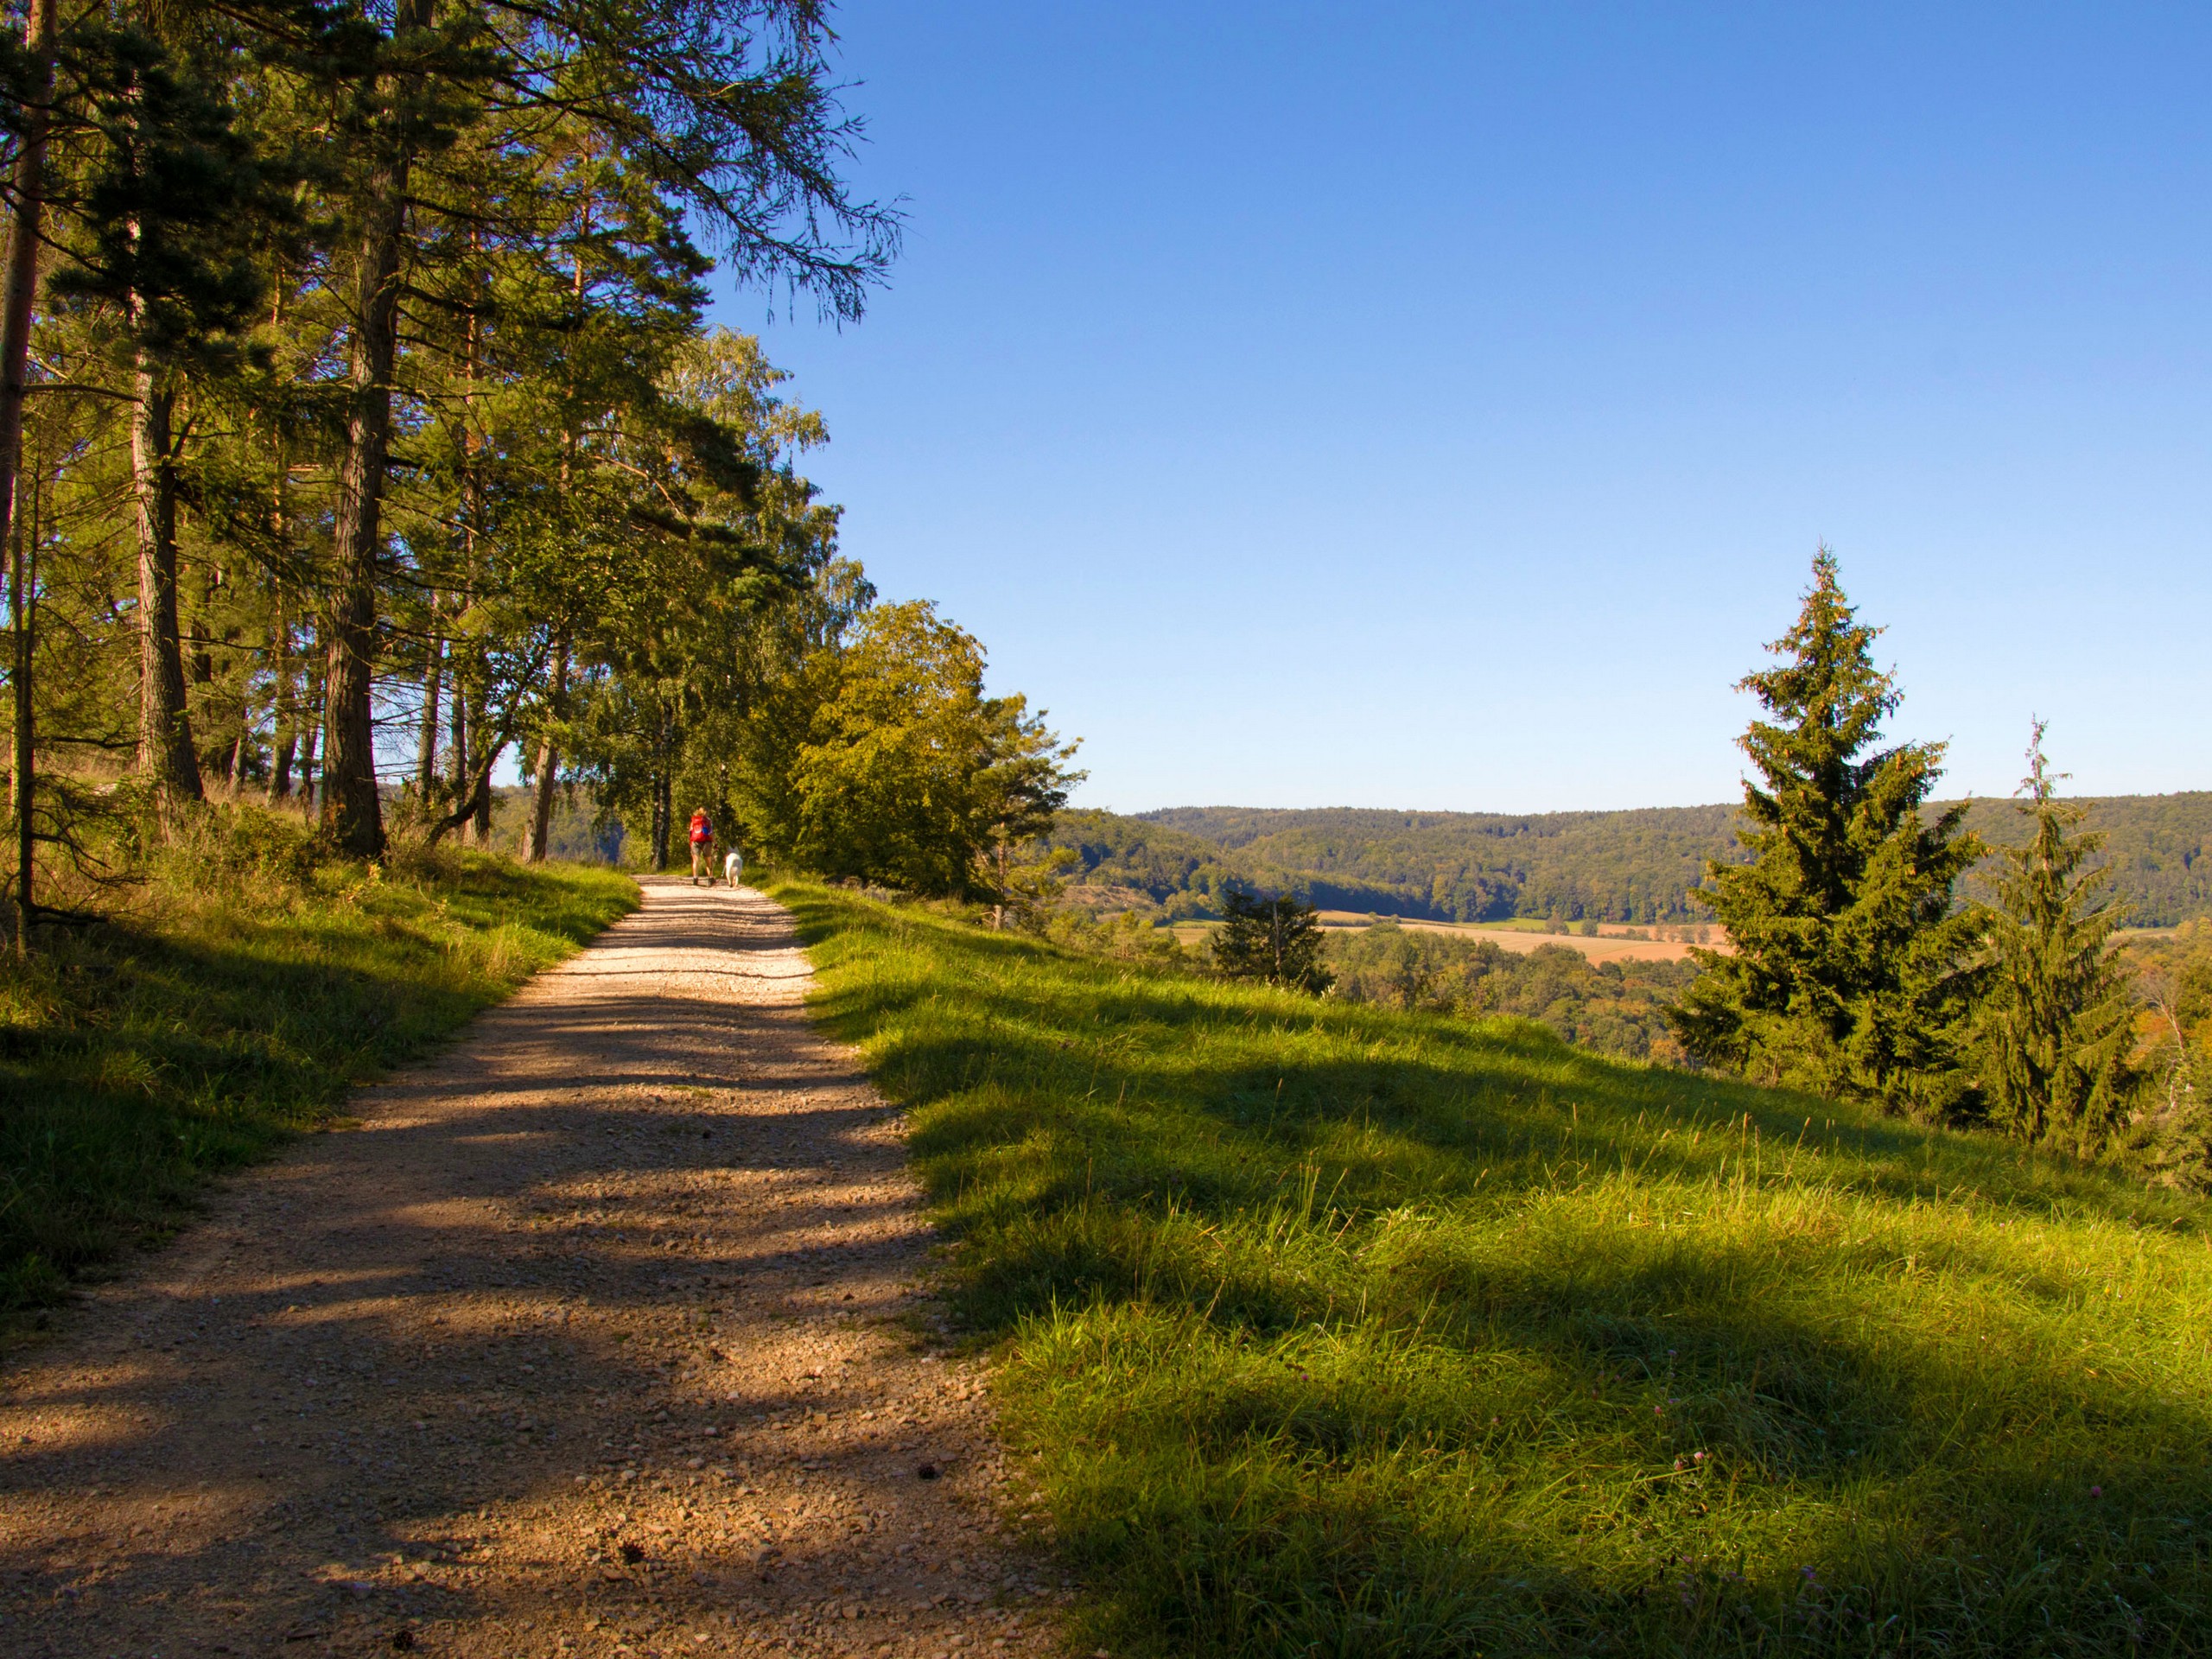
[[1214, 890, 1332, 995], [48, 14, 291, 810], [1974, 722, 2136, 1158], [1671, 550, 1983, 1116], [0, 2, 927, 927], [311, 0, 898, 856]]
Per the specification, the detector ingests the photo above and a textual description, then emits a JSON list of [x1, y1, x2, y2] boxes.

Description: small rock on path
[[0, 878, 1065, 1657]]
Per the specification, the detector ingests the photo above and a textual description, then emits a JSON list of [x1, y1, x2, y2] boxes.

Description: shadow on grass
[[0, 880, 958, 1653], [0, 857, 638, 1316], [782, 882, 2212, 1659]]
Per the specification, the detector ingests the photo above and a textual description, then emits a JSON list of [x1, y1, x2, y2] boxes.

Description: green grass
[[0, 842, 636, 1318], [776, 880, 2212, 1659]]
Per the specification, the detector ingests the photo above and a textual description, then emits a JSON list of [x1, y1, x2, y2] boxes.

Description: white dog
[[723, 849, 746, 888]]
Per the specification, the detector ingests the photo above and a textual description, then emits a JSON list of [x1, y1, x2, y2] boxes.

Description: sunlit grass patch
[[0, 851, 636, 1320], [779, 879, 2212, 1658]]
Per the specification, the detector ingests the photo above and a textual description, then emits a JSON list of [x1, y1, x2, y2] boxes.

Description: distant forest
[[1046, 794, 2212, 927]]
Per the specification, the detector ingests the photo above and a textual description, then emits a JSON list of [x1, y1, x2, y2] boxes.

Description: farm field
[[1319, 912, 1725, 963], [1173, 912, 1723, 964], [784, 880, 2212, 1659]]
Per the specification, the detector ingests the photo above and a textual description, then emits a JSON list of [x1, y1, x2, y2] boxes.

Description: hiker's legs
[[691, 843, 708, 882]]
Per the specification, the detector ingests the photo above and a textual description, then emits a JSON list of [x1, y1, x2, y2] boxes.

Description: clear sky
[[713, 1, 2212, 816]]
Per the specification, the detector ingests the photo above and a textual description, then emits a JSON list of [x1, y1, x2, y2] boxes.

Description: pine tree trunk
[[219, 582, 251, 793], [457, 679, 484, 845], [524, 641, 568, 862], [524, 736, 558, 861], [0, 0, 57, 613], [132, 360, 202, 805], [11, 466, 35, 957], [268, 599, 296, 802], [448, 664, 468, 800], [519, 238, 576, 868], [470, 729, 494, 845], [321, 0, 435, 856], [417, 620, 442, 802], [652, 760, 672, 873], [226, 695, 251, 795], [321, 391, 392, 853], [264, 296, 295, 804], [296, 653, 321, 816]]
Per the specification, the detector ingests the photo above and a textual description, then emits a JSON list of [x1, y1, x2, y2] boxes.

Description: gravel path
[[0, 879, 1064, 1658]]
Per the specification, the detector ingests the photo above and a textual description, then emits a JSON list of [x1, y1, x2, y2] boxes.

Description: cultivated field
[[1171, 913, 1729, 963], [1317, 912, 1727, 962]]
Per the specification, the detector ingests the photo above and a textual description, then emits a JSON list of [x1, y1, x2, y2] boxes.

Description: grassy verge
[[777, 880, 2212, 1659], [0, 839, 636, 1319]]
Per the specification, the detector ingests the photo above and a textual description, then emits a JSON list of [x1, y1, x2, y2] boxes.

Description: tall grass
[[0, 815, 635, 1319], [778, 880, 2212, 1658]]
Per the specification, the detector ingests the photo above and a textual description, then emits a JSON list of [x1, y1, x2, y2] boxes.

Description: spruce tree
[[1974, 722, 2135, 1158], [1214, 890, 1332, 995], [1671, 550, 1982, 1116]]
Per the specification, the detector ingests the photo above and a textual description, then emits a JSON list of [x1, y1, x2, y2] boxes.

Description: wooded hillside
[[1046, 793, 2212, 925]]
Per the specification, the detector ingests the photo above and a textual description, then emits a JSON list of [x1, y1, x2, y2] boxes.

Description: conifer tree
[[1214, 890, 1332, 995], [0, 1, 950, 933], [48, 14, 291, 809], [1671, 550, 1982, 1116], [1974, 721, 2135, 1157], [973, 694, 1084, 926], [311, 0, 897, 856]]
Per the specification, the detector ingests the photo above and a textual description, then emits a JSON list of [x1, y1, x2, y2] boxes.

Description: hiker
[[688, 807, 715, 886]]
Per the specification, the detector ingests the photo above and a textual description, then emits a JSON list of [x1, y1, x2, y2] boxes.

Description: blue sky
[[713, 2, 2212, 815]]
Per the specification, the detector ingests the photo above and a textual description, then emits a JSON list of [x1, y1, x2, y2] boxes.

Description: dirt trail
[[0, 879, 1063, 1658]]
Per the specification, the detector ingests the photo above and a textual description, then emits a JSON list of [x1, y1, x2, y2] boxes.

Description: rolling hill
[[1046, 792, 2212, 926]]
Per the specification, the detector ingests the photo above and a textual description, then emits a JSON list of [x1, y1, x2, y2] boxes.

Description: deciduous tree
[[762, 600, 1078, 898]]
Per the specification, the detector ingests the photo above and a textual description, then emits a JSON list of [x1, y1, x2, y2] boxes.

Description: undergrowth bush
[[120, 800, 333, 901]]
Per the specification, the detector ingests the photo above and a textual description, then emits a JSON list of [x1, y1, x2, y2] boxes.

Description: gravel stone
[[0, 880, 1057, 1656]]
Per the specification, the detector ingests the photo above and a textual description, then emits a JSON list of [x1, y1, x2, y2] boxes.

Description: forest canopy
[[0, 0, 1076, 922], [1325, 922, 1695, 1065], [1044, 794, 2212, 929]]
